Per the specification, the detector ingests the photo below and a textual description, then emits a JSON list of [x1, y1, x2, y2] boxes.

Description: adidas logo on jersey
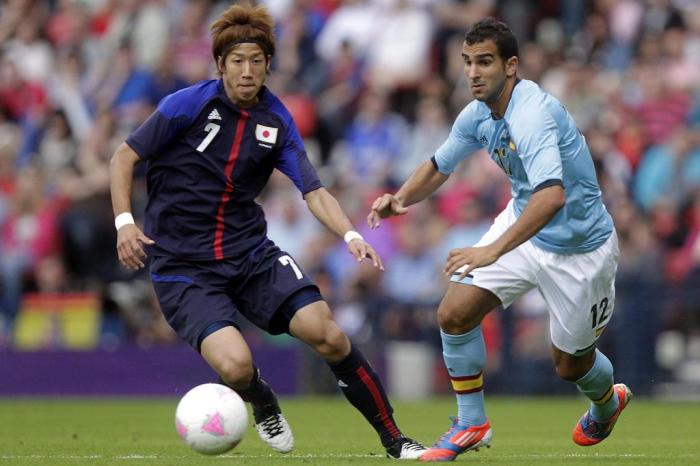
[[208, 109, 222, 120]]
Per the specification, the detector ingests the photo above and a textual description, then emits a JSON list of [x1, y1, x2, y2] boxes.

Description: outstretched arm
[[304, 187, 383, 270], [110, 142, 154, 270], [367, 159, 449, 228], [445, 184, 566, 279]]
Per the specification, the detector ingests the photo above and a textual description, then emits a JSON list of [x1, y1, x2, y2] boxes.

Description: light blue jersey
[[434, 79, 612, 254]]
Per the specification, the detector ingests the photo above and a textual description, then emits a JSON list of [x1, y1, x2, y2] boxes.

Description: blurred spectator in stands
[[60, 110, 122, 285], [170, 0, 212, 83], [4, 17, 53, 85], [147, 47, 190, 105], [315, 0, 379, 64], [394, 96, 450, 182], [633, 65, 691, 146], [129, 0, 170, 71], [37, 110, 78, 183], [315, 39, 364, 161], [50, 49, 92, 142], [437, 196, 491, 261], [0, 166, 61, 341], [364, 0, 432, 93], [634, 127, 700, 212], [383, 217, 442, 308], [265, 176, 323, 263], [272, 0, 326, 93], [661, 24, 699, 92], [0, 56, 47, 123], [88, 43, 156, 128], [45, 0, 90, 51], [331, 90, 408, 187]]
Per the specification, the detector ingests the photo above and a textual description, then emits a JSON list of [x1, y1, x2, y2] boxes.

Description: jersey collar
[[490, 77, 521, 121]]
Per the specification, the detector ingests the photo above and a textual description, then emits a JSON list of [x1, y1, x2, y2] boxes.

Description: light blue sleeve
[[433, 105, 482, 174], [511, 107, 563, 188]]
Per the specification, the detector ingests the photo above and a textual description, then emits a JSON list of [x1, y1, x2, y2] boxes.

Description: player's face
[[220, 43, 270, 108], [462, 40, 516, 104]]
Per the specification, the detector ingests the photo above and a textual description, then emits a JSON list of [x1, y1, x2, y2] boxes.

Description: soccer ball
[[175, 383, 248, 455]]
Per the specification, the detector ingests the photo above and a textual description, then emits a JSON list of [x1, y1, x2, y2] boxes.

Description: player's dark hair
[[465, 18, 519, 60], [210, 3, 276, 66]]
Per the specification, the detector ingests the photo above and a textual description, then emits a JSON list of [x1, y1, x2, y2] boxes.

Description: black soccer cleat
[[385, 436, 427, 460], [253, 401, 294, 453]]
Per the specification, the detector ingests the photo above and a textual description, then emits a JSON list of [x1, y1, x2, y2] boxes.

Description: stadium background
[[0, 0, 699, 403]]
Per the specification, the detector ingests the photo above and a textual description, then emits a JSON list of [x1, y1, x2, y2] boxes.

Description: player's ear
[[505, 56, 518, 78], [265, 56, 271, 73], [217, 55, 225, 74]]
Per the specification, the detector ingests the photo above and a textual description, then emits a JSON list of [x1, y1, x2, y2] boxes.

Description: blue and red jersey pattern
[[126, 79, 322, 260]]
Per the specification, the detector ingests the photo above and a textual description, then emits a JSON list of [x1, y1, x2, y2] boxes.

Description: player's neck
[[487, 77, 517, 120]]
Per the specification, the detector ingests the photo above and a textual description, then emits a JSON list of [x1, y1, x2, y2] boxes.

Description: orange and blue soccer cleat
[[419, 417, 492, 462], [572, 383, 632, 446]]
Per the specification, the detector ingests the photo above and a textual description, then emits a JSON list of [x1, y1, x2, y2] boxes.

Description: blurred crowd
[[1, 0, 699, 389]]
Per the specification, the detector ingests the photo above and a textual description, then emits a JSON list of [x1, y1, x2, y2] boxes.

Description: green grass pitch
[[0, 396, 698, 465]]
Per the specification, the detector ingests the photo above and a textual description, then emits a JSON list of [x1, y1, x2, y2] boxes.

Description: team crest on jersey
[[255, 124, 278, 145]]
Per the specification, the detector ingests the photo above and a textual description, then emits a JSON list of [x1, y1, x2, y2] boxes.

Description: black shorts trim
[[197, 320, 240, 353], [268, 285, 323, 335]]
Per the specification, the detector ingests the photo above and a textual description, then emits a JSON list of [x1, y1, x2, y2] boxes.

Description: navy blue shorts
[[149, 240, 322, 351]]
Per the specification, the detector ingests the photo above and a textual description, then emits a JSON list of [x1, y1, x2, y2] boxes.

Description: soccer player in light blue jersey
[[368, 18, 631, 462]]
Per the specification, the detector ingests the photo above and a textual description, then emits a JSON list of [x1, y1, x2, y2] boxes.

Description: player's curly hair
[[465, 18, 519, 60], [210, 3, 276, 67]]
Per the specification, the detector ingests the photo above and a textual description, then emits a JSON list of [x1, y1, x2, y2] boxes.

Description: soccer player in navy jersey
[[109, 2, 425, 459], [368, 18, 630, 461]]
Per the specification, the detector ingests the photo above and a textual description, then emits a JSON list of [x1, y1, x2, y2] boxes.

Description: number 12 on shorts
[[279, 255, 303, 279], [590, 297, 610, 337]]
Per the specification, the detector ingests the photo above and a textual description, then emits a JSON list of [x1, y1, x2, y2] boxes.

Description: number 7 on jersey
[[196, 123, 220, 152]]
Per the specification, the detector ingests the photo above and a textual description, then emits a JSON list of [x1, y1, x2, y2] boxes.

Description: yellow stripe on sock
[[450, 373, 483, 394], [593, 385, 615, 405]]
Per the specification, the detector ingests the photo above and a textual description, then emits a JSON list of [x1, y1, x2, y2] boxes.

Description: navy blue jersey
[[126, 80, 322, 260]]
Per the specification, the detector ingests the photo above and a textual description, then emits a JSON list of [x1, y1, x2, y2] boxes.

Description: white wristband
[[115, 212, 135, 231], [343, 230, 364, 244]]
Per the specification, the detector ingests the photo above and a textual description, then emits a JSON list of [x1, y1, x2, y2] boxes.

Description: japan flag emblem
[[255, 124, 278, 145]]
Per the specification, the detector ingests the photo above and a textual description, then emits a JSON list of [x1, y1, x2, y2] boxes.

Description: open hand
[[116, 224, 155, 270], [347, 238, 384, 271], [367, 194, 408, 229]]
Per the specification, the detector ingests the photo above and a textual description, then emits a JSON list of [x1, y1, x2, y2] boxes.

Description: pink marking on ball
[[176, 418, 188, 439], [202, 412, 226, 436]]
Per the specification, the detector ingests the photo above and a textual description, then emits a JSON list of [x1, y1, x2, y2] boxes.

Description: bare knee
[[437, 284, 498, 334], [308, 322, 349, 361], [215, 354, 254, 389], [289, 303, 350, 361]]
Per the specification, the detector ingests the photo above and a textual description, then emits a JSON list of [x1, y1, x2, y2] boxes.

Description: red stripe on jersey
[[356, 366, 401, 439], [214, 111, 249, 260]]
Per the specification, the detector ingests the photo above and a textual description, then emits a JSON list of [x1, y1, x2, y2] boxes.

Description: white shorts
[[452, 200, 619, 355]]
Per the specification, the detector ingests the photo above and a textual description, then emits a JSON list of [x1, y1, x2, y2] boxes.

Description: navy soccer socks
[[220, 366, 277, 410], [327, 345, 402, 447]]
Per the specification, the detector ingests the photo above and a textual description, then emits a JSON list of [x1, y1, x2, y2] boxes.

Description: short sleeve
[[511, 109, 563, 188], [275, 119, 323, 195], [126, 91, 196, 160], [433, 105, 483, 174]]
